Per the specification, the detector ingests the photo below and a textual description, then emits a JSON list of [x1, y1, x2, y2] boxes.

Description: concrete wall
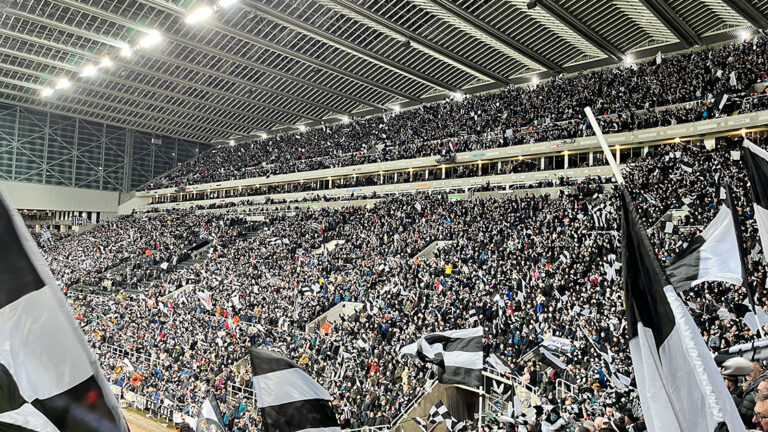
[[0, 181, 119, 212]]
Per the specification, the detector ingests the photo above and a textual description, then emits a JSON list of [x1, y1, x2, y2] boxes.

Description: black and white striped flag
[[468, 309, 478, 323], [620, 189, 745, 432], [400, 327, 483, 387], [666, 186, 743, 292], [196, 392, 226, 432], [743, 139, 768, 264], [0, 191, 128, 431], [249, 348, 340, 432]]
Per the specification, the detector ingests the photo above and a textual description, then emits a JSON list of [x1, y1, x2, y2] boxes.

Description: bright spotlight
[[298, 125, 306, 132], [228, 139, 236, 146], [138, 30, 162, 48], [740, 31, 752, 42], [340, 115, 350, 123], [120, 45, 133, 57], [81, 64, 98, 77], [41, 88, 54, 97], [100, 56, 113, 68], [392, 105, 401, 113], [451, 92, 464, 101], [259, 132, 268, 138], [186, 6, 214, 24], [532, 76, 539, 85], [623, 55, 634, 66], [54, 78, 71, 90], [218, 0, 237, 6]]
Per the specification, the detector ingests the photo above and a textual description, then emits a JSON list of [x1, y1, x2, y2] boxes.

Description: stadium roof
[[0, 0, 762, 143]]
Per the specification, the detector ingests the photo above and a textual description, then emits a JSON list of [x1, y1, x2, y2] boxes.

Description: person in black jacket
[[734, 362, 768, 428]]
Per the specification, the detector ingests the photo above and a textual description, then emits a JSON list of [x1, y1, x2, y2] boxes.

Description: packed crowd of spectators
[[140, 36, 768, 191], [37, 133, 768, 431]]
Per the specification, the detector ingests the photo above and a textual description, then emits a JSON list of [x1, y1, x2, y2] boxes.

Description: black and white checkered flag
[[428, 401, 450, 424], [0, 190, 128, 431], [413, 417, 428, 432]]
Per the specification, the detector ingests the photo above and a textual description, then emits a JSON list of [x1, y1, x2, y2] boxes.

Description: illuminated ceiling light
[[138, 30, 162, 48], [392, 105, 401, 113], [674, 137, 681, 143], [100, 56, 113, 68], [218, 0, 237, 7], [740, 30, 751, 42], [120, 45, 133, 57], [259, 132, 268, 138], [185, 6, 214, 24], [532, 76, 539, 85], [80, 64, 98, 77], [228, 139, 236, 146], [340, 115, 350, 123], [40, 88, 54, 97], [741, 128, 747, 135], [54, 78, 71, 90], [451, 91, 464, 101], [623, 54, 634, 66], [298, 125, 306, 132]]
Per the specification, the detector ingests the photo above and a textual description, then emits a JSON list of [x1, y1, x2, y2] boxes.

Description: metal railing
[[555, 379, 578, 400]]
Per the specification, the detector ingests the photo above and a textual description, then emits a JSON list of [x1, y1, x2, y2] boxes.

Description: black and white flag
[[400, 327, 483, 387], [428, 401, 451, 424], [196, 392, 226, 432], [743, 139, 768, 264], [413, 417, 428, 432], [0, 191, 128, 431], [666, 187, 743, 292], [468, 309, 478, 323], [249, 348, 340, 432], [620, 189, 745, 432]]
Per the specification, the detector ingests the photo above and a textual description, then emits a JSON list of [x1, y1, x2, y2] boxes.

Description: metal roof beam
[[0, 75, 232, 138], [1, 8, 314, 125], [0, 59, 253, 136], [134, 0, 423, 104], [720, 0, 768, 30], [0, 83, 219, 141], [23, 2, 372, 115], [0, 28, 290, 130], [636, 0, 702, 47], [242, 0, 458, 92], [427, 0, 564, 72], [315, 0, 509, 84], [536, 0, 624, 61]]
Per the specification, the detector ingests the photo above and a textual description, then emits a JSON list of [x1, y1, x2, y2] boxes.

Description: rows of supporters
[[140, 36, 768, 191], [41, 135, 768, 431]]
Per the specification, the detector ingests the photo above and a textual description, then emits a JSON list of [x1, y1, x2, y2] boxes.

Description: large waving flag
[[400, 327, 483, 387], [743, 139, 768, 262], [666, 185, 743, 291], [249, 348, 340, 432], [621, 188, 745, 432], [0, 190, 128, 431]]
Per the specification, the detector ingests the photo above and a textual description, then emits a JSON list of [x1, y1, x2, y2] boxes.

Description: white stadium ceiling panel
[[0, 0, 760, 143]]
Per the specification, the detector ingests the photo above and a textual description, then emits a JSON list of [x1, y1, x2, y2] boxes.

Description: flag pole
[[584, 107, 625, 186], [477, 392, 483, 432]]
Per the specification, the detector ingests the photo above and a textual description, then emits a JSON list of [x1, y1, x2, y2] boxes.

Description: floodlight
[[138, 30, 162, 48], [186, 6, 214, 24]]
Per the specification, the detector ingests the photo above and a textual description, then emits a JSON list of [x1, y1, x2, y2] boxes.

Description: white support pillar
[[589, 151, 594, 166]]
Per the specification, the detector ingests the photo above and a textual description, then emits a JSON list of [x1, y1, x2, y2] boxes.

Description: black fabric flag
[[400, 327, 483, 387], [743, 139, 768, 263], [248, 348, 340, 432], [621, 188, 744, 432], [0, 191, 128, 431], [666, 185, 743, 292], [196, 393, 226, 432]]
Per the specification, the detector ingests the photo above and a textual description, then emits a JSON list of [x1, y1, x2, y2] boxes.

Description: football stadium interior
[[3, 0, 768, 431]]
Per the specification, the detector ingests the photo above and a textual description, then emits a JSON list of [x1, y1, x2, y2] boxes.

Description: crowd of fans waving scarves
[[140, 37, 768, 191], [40, 135, 768, 431]]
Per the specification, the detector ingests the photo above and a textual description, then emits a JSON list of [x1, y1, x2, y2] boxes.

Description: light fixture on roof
[[532, 76, 539, 85], [120, 45, 133, 57], [218, 0, 237, 7], [451, 91, 464, 101], [340, 115, 350, 123], [138, 30, 162, 48], [81, 64, 98, 77], [740, 30, 752, 42], [623, 54, 634, 67], [259, 132, 268, 138], [228, 139, 236, 146], [298, 125, 306, 132], [100, 56, 113, 68], [40, 88, 54, 97], [186, 5, 214, 24], [54, 78, 71, 90], [392, 105, 401, 113]]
